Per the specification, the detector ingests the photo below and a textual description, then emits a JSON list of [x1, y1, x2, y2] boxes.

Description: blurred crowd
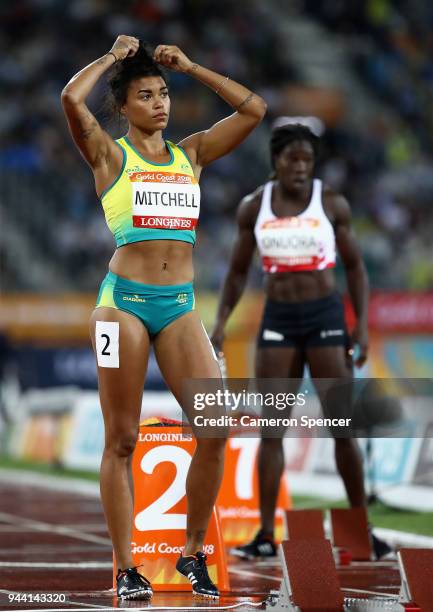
[[304, 0, 433, 290], [1, 0, 433, 292]]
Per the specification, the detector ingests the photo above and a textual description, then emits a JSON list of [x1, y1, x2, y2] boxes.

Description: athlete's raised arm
[[152, 45, 267, 170], [61, 36, 139, 171], [210, 192, 260, 353]]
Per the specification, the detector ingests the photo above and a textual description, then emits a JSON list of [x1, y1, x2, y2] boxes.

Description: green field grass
[[1, 456, 432, 537], [292, 495, 433, 537], [0, 455, 99, 482]]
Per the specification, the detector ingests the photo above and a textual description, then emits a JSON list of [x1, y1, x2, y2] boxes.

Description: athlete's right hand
[[210, 325, 225, 356], [109, 35, 140, 62]]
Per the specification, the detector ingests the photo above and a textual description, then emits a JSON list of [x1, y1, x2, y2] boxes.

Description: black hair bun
[[121, 41, 155, 68], [107, 40, 168, 109]]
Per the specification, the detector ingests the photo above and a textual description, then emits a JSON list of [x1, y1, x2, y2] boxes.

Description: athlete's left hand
[[350, 322, 368, 368], [154, 45, 193, 73]]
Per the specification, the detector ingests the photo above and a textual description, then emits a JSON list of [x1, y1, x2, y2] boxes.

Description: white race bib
[[130, 171, 200, 230]]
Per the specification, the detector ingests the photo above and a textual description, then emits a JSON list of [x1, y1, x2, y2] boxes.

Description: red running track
[[0, 476, 401, 611]]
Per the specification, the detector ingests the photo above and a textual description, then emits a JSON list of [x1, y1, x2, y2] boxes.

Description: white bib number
[[95, 321, 119, 368]]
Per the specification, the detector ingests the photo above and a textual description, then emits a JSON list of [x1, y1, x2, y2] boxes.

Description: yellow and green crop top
[[100, 136, 200, 247]]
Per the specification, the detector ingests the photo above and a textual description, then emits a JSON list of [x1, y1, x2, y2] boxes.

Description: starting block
[[398, 548, 433, 610], [266, 539, 345, 611], [265, 540, 413, 611], [112, 421, 230, 592], [330, 508, 372, 561], [284, 509, 325, 541], [284, 509, 351, 565]]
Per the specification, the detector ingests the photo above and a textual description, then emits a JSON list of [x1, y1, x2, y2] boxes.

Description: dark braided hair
[[270, 123, 320, 170], [107, 41, 168, 114]]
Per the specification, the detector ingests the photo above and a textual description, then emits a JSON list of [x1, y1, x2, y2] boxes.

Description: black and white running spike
[[116, 566, 153, 600], [230, 529, 277, 560], [176, 551, 219, 598]]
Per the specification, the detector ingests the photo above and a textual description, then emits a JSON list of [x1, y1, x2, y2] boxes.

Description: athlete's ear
[[120, 104, 127, 117], [274, 154, 283, 173]]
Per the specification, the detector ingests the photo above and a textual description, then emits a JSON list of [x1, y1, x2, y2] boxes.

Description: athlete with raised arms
[[61, 35, 266, 599], [211, 123, 391, 560]]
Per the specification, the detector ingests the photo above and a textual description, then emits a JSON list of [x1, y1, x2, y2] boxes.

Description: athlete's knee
[[104, 429, 138, 458], [196, 436, 227, 456]]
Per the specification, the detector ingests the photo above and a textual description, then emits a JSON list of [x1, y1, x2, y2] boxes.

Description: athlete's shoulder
[[321, 183, 351, 220], [237, 184, 265, 228], [239, 185, 265, 212]]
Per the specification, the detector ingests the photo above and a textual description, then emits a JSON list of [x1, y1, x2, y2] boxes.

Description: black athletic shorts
[[257, 292, 350, 350]]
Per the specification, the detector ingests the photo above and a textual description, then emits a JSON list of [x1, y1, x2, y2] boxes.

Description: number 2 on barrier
[[95, 321, 119, 368], [135, 446, 192, 531]]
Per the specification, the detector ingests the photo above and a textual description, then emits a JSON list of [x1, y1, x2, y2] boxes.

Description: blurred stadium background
[[0, 0, 432, 521]]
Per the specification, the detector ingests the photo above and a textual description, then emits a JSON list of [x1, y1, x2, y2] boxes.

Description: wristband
[[107, 51, 118, 64]]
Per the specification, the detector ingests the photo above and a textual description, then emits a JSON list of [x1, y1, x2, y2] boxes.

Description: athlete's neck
[[277, 178, 313, 201], [126, 127, 167, 157]]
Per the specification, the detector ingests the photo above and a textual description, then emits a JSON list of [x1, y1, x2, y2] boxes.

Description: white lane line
[[0, 526, 40, 532], [0, 469, 100, 498], [69, 525, 109, 533], [0, 525, 107, 533], [0, 512, 111, 547], [0, 562, 112, 569], [229, 567, 281, 582]]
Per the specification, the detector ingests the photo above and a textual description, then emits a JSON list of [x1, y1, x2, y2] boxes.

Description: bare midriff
[[109, 240, 194, 285], [264, 268, 336, 303]]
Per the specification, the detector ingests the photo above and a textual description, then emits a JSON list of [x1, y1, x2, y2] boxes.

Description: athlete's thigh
[[90, 307, 150, 432], [306, 345, 352, 379], [255, 347, 305, 437], [153, 310, 221, 424], [306, 345, 353, 426], [255, 346, 305, 379]]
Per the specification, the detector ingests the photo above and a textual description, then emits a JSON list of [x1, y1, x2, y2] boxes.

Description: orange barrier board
[[113, 424, 230, 592], [217, 437, 291, 546]]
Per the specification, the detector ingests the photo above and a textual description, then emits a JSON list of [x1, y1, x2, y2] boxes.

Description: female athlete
[[211, 123, 391, 560], [61, 35, 266, 599]]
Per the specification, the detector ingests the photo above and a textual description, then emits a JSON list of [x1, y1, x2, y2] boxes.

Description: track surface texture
[[0, 478, 401, 611]]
